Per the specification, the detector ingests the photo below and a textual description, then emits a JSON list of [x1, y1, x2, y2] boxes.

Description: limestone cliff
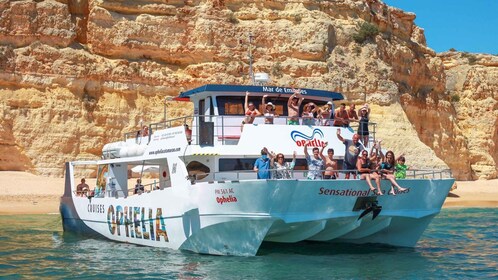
[[0, 0, 496, 179]]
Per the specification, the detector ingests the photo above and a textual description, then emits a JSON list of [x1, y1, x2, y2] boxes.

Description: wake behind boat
[[60, 84, 454, 256]]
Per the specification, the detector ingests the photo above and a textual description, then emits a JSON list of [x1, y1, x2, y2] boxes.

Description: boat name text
[[262, 87, 307, 95], [107, 205, 169, 242], [291, 129, 325, 147], [216, 195, 238, 205]]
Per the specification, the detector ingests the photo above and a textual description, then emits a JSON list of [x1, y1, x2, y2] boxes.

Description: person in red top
[[333, 103, 349, 127], [241, 91, 261, 131]]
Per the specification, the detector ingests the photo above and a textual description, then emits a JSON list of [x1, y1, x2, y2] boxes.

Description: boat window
[[186, 161, 210, 180], [216, 96, 328, 116], [219, 158, 309, 172], [219, 158, 256, 171]]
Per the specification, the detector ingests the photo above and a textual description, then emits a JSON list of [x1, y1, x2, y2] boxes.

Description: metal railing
[[187, 168, 453, 183], [120, 115, 377, 147]]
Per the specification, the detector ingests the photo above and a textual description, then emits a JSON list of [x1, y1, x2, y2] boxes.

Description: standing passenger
[[262, 95, 277, 124], [253, 147, 272, 179], [287, 89, 304, 125], [320, 142, 339, 179], [318, 101, 334, 126], [347, 103, 359, 123], [304, 143, 324, 180], [336, 129, 363, 179], [357, 104, 371, 147], [241, 91, 261, 131], [270, 151, 297, 179], [333, 103, 350, 127]]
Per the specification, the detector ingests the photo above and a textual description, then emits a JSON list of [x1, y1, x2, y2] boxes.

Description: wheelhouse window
[[219, 158, 256, 171], [216, 96, 328, 116]]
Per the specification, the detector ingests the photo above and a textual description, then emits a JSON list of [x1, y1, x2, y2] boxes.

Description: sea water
[[0, 208, 497, 279]]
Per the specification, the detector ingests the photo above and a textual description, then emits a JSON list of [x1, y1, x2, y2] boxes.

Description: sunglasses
[[277, 156, 284, 159]]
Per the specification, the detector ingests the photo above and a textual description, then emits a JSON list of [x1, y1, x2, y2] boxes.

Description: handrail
[[121, 115, 377, 147], [187, 168, 453, 182]]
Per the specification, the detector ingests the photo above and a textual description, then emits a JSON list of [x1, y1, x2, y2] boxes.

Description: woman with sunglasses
[[357, 149, 382, 195], [270, 151, 297, 179]]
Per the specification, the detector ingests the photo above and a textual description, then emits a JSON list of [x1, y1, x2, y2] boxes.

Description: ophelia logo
[[290, 129, 326, 147]]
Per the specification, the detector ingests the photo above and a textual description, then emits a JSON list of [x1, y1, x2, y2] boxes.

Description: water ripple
[[0, 209, 496, 279]]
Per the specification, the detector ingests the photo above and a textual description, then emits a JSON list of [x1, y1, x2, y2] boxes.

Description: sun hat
[[326, 101, 333, 105], [360, 106, 368, 111], [266, 102, 275, 109]]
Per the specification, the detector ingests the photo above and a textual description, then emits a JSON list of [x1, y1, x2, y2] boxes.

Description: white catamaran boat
[[60, 84, 454, 256]]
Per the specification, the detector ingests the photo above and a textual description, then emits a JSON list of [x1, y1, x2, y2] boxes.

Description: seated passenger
[[287, 89, 304, 125], [241, 91, 261, 131], [395, 154, 409, 179], [302, 102, 317, 126], [304, 143, 324, 180], [357, 150, 382, 195], [134, 179, 145, 194], [379, 151, 407, 196], [76, 178, 89, 197], [262, 94, 277, 124], [270, 151, 296, 179], [320, 142, 338, 179], [333, 103, 350, 127]]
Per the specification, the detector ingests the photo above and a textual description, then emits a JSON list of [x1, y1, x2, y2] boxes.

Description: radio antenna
[[248, 33, 255, 85]]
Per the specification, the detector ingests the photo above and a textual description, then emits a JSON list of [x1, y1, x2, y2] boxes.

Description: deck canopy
[[178, 84, 344, 100]]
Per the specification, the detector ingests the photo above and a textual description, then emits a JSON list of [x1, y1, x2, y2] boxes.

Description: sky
[[382, 0, 498, 54]]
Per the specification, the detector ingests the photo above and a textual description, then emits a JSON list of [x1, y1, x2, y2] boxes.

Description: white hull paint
[[61, 160, 453, 256]]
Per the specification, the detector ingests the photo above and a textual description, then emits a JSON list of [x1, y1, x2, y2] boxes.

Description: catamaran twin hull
[[61, 173, 454, 256]]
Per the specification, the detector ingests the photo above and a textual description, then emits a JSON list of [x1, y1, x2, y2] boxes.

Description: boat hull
[[60, 176, 454, 256]]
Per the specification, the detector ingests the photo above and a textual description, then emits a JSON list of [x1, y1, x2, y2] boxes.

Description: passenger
[[336, 129, 363, 179], [184, 124, 192, 144], [262, 94, 277, 124], [302, 102, 317, 126], [134, 178, 145, 194], [142, 125, 149, 137], [347, 103, 359, 123], [241, 91, 261, 131], [320, 142, 339, 179], [357, 104, 371, 148], [287, 89, 304, 125], [253, 147, 272, 179], [357, 150, 382, 195], [395, 154, 409, 179], [333, 103, 350, 127], [270, 151, 297, 179], [379, 151, 407, 195], [317, 101, 334, 126], [304, 143, 324, 180], [76, 178, 90, 196]]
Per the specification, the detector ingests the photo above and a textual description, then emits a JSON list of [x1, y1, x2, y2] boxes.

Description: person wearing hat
[[262, 95, 277, 124], [358, 104, 371, 147], [318, 101, 334, 126]]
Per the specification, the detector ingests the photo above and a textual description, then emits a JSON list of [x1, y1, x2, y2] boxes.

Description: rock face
[[0, 0, 496, 179]]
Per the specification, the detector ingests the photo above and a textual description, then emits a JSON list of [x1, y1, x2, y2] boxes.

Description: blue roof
[[179, 84, 344, 100]]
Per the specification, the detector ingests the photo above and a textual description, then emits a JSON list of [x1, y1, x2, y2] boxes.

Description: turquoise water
[[0, 208, 497, 279]]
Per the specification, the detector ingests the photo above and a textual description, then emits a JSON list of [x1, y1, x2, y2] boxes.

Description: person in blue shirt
[[253, 147, 272, 179]]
